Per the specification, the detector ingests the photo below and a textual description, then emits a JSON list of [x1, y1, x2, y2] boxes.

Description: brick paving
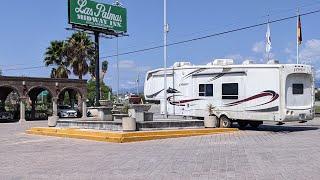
[[1, 119, 320, 179]]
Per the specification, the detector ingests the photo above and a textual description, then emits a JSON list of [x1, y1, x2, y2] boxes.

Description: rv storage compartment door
[[286, 73, 312, 109]]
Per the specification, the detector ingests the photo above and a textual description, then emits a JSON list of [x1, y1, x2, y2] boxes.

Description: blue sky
[[1, 0, 320, 92]]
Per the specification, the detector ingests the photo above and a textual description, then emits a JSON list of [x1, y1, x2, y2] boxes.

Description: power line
[[101, 9, 320, 59], [2, 8, 320, 72], [99, 1, 320, 57]]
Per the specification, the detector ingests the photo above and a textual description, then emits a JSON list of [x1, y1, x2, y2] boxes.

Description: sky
[[1, 0, 320, 92]]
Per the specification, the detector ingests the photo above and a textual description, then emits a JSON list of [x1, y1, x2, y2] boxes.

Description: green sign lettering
[[68, 0, 127, 33]]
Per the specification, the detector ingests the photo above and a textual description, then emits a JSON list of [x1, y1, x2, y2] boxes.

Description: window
[[222, 83, 238, 99], [199, 84, 213, 97], [292, 84, 303, 94]]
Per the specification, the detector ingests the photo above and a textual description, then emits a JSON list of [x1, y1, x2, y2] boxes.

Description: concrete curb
[[26, 127, 239, 143]]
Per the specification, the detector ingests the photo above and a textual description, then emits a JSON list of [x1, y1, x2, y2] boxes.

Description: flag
[[297, 15, 302, 45], [266, 23, 272, 53]]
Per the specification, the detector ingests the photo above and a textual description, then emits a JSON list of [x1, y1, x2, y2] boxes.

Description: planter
[[204, 116, 218, 128], [122, 117, 137, 131], [48, 116, 59, 127]]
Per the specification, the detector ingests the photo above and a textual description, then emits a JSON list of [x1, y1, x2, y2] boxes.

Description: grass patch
[[315, 106, 320, 114]]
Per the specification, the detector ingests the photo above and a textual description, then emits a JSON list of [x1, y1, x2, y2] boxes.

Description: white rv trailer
[[144, 59, 315, 128]]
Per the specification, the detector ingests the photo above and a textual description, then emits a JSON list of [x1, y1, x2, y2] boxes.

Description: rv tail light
[[286, 110, 290, 115], [291, 111, 294, 115]]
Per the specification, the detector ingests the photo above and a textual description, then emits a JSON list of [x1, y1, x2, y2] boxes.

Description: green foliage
[[102, 60, 108, 73], [0, 68, 2, 76], [44, 32, 96, 80], [44, 41, 70, 78], [87, 80, 112, 106], [66, 32, 95, 80], [316, 91, 320, 101]]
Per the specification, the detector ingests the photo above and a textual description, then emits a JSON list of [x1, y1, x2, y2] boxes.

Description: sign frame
[[68, 0, 127, 34]]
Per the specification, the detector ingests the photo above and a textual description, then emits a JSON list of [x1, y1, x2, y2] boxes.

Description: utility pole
[[116, 36, 120, 101], [163, 0, 168, 117], [94, 31, 100, 106]]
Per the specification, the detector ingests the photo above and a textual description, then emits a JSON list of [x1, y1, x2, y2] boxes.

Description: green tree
[[44, 41, 70, 78], [66, 32, 95, 80], [87, 79, 112, 106], [0, 68, 2, 76], [316, 90, 320, 101]]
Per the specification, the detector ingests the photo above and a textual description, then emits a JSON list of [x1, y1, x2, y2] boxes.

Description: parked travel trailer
[[144, 59, 315, 128]]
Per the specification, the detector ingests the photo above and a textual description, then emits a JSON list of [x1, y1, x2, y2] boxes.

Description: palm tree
[[66, 32, 95, 80], [44, 41, 70, 79]]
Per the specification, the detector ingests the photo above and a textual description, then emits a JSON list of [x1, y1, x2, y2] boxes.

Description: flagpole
[[267, 17, 270, 62], [163, 0, 168, 118], [296, 9, 299, 64]]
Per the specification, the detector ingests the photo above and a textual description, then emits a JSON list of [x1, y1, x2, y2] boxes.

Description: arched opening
[[0, 86, 20, 122], [57, 87, 83, 118], [27, 87, 53, 120]]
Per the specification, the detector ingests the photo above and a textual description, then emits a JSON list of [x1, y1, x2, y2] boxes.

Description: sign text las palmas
[[69, 0, 127, 33]]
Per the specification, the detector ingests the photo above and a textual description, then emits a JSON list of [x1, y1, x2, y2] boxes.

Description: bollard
[[122, 117, 137, 132], [48, 116, 59, 127]]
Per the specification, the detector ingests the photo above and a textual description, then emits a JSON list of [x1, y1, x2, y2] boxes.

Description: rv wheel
[[220, 116, 232, 128], [249, 121, 262, 128], [238, 121, 249, 128]]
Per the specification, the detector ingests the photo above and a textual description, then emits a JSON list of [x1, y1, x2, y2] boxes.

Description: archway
[[27, 86, 54, 120], [0, 86, 20, 121], [57, 87, 85, 118]]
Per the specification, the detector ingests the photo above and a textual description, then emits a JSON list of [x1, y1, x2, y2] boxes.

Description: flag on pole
[[297, 15, 302, 45], [266, 23, 272, 53]]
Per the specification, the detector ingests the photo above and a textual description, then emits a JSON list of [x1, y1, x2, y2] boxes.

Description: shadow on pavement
[[237, 124, 319, 133], [0, 119, 20, 123]]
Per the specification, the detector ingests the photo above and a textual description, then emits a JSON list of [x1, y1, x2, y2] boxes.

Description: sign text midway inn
[[69, 0, 127, 33]]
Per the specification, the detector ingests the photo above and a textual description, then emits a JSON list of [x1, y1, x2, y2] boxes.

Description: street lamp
[[163, 0, 169, 117]]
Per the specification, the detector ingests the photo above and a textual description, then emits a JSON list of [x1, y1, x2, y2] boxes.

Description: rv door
[[285, 73, 313, 109]]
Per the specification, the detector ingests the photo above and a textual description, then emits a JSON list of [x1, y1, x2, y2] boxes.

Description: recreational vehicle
[[144, 59, 315, 128]]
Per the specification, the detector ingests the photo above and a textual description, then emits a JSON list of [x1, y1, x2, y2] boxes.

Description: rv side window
[[222, 83, 238, 99], [292, 84, 303, 94], [199, 84, 213, 97]]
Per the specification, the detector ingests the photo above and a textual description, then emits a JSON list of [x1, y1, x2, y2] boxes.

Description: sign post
[[68, 0, 127, 106]]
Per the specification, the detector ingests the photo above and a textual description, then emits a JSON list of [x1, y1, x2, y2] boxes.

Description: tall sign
[[68, 0, 127, 106], [68, 0, 127, 33]]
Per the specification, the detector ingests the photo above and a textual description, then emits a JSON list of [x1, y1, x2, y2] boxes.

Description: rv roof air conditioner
[[242, 60, 254, 65], [173, 62, 192, 68], [267, 60, 279, 64], [208, 59, 234, 66]]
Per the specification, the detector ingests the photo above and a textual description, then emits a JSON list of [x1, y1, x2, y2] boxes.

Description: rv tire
[[237, 121, 249, 128], [220, 116, 232, 128], [249, 121, 262, 128]]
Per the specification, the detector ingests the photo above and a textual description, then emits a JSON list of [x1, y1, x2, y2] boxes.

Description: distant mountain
[[114, 86, 144, 95]]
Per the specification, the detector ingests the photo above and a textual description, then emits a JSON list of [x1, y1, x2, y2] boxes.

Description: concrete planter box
[[48, 116, 59, 127], [204, 116, 218, 128]]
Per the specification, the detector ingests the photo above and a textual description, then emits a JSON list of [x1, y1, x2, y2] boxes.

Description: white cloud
[[127, 81, 137, 85], [251, 41, 275, 63], [115, 60, 135, 69], [300, 39, 320, 64], [252, 41, 265, 53], [284, 39, 320, 65]]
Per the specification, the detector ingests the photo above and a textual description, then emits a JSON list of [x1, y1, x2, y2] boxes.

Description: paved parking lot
[[1, 119, 320, 180]]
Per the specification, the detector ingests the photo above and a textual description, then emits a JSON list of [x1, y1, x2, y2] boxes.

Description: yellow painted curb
[[26, 127, 238, 143]]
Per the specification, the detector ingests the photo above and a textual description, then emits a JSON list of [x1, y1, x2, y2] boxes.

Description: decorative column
[[19, 97, 27, 122], [82, 98, 87, 119], [52, 97, 58, 117]]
